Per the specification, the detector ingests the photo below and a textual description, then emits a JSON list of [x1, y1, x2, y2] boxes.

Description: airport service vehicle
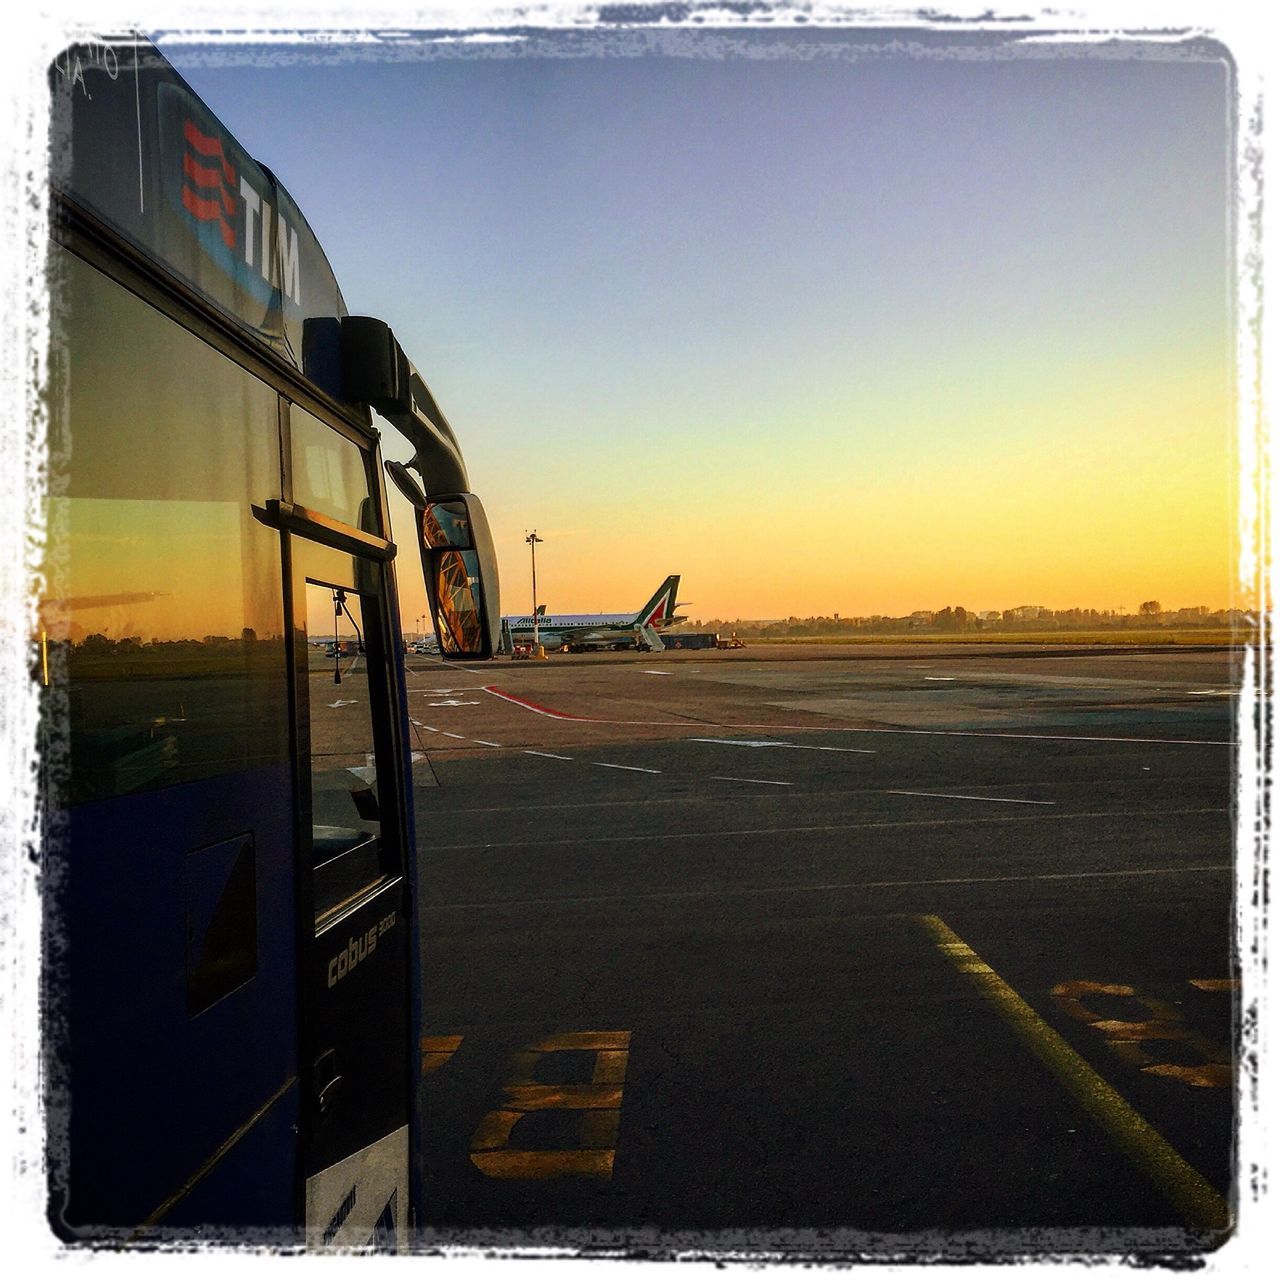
[[41, 38, 498, 1246], [662, 632, 719, 650], [502, 574, 684, 653]]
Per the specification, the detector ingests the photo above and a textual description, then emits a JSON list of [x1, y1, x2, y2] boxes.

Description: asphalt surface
[[402, 644, 1242, 1261]]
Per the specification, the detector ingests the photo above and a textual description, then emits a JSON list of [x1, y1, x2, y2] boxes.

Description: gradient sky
[[164, 28, 1235, 624]]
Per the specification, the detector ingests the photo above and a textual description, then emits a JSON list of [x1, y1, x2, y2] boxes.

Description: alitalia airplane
[[501, 575, 684, 653]]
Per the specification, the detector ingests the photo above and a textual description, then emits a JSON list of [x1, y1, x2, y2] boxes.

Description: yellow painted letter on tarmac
[[470, 1031, 631, 1180]]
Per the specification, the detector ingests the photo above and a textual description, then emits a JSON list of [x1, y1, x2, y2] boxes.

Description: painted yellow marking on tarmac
[[1190, 978, 1240, 992], [1051, 981, 1233, 1090], [469, 1148, 615, 1180], [917, 916, 1230, 1235], [519, 1030, 631, 1053], [470, 1031, 632, 1181], [421, 1034, 463, 1076]]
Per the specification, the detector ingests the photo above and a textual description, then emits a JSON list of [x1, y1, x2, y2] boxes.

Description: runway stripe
[[917, 914, 1230, 1235], [888, 790, 1056, 806], [428, 807, 1227, 852], [442, 732, 466, 740], [472, 740, 502, 747], [710, 776, 795, 786], [524, 750, 574, 761], [431, 863, 1232, 912], [592, 762, 663, 774]]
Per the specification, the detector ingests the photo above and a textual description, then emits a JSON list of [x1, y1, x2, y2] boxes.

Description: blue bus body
[[43, 38, 492, 1246]]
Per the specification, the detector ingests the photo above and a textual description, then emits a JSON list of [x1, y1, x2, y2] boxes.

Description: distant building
[[1005, 605, 1050, 621]]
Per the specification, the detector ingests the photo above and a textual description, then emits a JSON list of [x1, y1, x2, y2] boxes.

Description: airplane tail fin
[[632, 575, 680, 629]]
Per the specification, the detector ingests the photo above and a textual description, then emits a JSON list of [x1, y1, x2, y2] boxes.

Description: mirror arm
[[381, 398, 470, 498], [341, 315, 470, 495]]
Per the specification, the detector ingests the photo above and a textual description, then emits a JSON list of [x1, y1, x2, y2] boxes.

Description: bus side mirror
[[341, 317, 412, 416], [418, 494, 500, 661]]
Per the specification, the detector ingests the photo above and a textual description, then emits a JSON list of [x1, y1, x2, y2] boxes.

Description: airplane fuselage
[[500, 576, 683, 652]]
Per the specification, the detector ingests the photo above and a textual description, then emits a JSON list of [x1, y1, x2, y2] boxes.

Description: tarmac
[[400, 643, 1244, 1260]]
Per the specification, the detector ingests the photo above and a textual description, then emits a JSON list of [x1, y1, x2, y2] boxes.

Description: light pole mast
[[526, 530, 544, 656]]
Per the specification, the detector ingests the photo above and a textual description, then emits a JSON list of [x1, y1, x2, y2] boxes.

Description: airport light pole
[[526, 530, 544, 656]]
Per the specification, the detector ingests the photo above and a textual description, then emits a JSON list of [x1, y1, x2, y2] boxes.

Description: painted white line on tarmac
[[888, 789, 1056, 806], [592, 762, 663, 774], [472, 740, 502, 747], [441, 732, 466, 740], [837, 726, 1234, 747], [710, 776, 794, 787], [413, 656, 484, 675], [428, 807, 1226, 851], [433, 863, 1233, 912], [524, 750, 574, 761], [924, 677, 957, 681]]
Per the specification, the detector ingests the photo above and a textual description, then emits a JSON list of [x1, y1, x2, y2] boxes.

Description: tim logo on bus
[[160, 82, 301, 308]]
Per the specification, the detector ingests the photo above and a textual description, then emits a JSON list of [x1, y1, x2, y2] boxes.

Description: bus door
[[280, 464, 413, 1249]]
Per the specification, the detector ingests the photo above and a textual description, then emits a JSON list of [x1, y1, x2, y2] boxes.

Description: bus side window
[[46, 250, 289, 808]]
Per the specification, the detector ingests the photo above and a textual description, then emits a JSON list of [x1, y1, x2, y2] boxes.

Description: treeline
[[697, 605, 1251, 638]]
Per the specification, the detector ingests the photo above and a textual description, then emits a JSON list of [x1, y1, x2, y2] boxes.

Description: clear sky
[[164, 27, 1235, 624]]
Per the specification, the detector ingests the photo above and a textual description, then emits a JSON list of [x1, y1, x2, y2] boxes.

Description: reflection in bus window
[[45, 250, 289, 806], [433, 550, 484, 655], [305, 582, 387, 923], [422, 501, 471, 549], [290, 405, 375, 533]]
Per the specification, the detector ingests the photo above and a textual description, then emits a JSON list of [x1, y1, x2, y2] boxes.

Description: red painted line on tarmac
[[483, 686, 601, 721], [484, 685, 692, 726]]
